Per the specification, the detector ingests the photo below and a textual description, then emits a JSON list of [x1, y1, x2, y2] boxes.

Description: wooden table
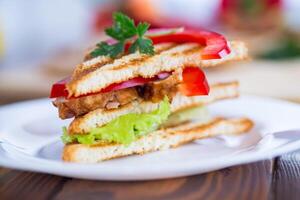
[[1, 151, 300, 200]]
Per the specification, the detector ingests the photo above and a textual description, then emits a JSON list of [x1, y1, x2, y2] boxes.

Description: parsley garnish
[[90, 12, 154, 58]]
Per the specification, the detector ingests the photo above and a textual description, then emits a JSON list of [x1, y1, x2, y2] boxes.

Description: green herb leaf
[[90, 12, 154, 58], [113, 12, 136, 38], [105, 12, 136, 40], [90, 41, 124, 59], [129, 38, 154, 55], [136, 22, 150, 37]]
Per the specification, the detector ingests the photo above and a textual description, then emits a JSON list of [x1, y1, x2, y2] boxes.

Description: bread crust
[[63, 117, 254, 163]]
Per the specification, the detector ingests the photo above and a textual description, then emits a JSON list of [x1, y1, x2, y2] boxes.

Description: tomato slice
[[50, 72, 172, 98], [179, 67, 210, 96]]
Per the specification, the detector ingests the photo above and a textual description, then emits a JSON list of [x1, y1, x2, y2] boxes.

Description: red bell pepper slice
[[148, 29, 231, 59], [49, 77, 70, 98], [179, 67, 210, 96]]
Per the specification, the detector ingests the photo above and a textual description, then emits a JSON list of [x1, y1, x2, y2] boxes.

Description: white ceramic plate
[[1, 95, 300, 181]]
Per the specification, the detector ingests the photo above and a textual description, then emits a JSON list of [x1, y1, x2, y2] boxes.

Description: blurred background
[[0, 0, 300, 104]]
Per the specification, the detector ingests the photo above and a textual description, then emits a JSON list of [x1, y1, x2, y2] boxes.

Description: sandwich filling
[[55, 66, 210, 145], [53, 71, 180, 119], [61, 97, 211, 145], [62, 97, 171, 145]]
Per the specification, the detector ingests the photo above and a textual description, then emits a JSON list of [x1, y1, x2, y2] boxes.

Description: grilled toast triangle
[[67, 41, 247, 97]]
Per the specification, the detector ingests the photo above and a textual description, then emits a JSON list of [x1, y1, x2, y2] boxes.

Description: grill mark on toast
[[71, 43, 177, 81], [66, 42, 212, 97], [112, 44, 201, 71], [74, 43, 201, 78], [72, 59, 114, 80], [109, 43, 179, 71], [170, 118, 254, 136], [77, 118, 223, 147]]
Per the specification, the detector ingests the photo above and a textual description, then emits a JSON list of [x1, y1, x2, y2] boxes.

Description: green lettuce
[[61, 97, 171, 145]]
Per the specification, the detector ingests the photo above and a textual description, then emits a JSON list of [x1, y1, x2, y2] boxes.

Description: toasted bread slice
[[68, 81, 239, 134], [63, 117, 253, 163], [67, 41, 247, 97]]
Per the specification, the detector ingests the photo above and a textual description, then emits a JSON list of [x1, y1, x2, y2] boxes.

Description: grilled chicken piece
[[53, 88, 138, 119], [54, 73, 181, 119]]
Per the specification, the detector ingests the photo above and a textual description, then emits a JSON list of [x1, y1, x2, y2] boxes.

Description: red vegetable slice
[[49, 77, 70, 98], [100, 75, 161, 93], [148, 29, 231, 59], [94, 71, 172, 94], [50, 72, 172, 99], [179, 67, 210, 96]]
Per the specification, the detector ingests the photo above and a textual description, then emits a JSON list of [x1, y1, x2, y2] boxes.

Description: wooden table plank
[[270, 150, 300, 200], [0, 169, 70, 200], [0, 160, 273, 200]]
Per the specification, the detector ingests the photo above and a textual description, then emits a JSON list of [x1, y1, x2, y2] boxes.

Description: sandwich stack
[[50, 13, 253, 163]]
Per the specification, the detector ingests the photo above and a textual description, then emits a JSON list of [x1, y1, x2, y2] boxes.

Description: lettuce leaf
[[61, 97, 171, 145]]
